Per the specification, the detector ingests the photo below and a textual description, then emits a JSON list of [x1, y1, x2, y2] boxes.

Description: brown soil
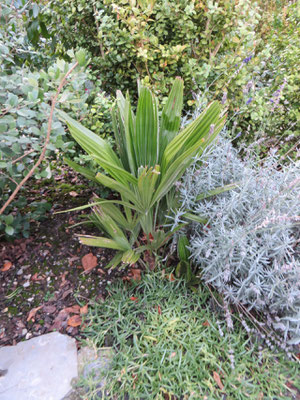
[[0, 169, 130, 347]]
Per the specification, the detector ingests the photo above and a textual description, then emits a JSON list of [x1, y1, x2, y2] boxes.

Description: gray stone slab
[[0, 332, 78, 400]]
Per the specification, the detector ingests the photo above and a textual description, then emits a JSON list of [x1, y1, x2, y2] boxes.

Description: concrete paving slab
[[0, 332, 77, 400]]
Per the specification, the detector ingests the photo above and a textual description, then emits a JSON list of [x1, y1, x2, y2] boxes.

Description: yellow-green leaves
[[135, 87, 159, 168], [78, 235, 129, 251], [161, 101, 224, 172], [160, 77, 183, 158]]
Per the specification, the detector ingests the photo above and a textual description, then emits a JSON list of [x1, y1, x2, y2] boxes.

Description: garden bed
[[0, 169, 129, 347]]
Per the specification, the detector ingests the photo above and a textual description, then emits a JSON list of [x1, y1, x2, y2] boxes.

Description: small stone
[[23, 281, 30, 288], [21, 328, 28, 336], [17, 268, 24, 276]]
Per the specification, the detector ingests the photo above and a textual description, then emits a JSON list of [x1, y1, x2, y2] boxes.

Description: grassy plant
[[79, 273, 300, 399]]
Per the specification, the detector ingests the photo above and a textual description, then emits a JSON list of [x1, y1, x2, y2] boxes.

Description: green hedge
[[45, 0, 299, 156], [46, 0, 259, 99]]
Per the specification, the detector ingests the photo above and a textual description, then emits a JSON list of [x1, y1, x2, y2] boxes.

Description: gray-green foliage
[[0, 0, 89, 237], [173, 137, 300, 345]]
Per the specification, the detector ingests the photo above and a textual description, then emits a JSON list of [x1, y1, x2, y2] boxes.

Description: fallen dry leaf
[[130, 268, 141, 281], [67, 315, 82, 327], [68, 256, 79, 266], [69, 191, 78, 197], [1, 261, 12, 272], [166, 273, 176, 282], [61, 288, 73, 300], [97, 268, 106, 275], [27, 306, 43, 322], [31, 273, 45, 282], [130, 296, 138, 302], [51, 310, 69, 331], [213, 371, 224, 390], [43, 305, 56, 314], [202, 320, 210, 327], [80, 304, 88, 315], [64, 305, 80, 314], [31, 273, 39, 281], [155, 305, 162, 315], [82, 253, 98, 273], [170, 352, 176, 358], [144, 251, 156, 270]]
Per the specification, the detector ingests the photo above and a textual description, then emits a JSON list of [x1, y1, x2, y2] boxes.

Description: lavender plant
[[172, 137, 300, 345]]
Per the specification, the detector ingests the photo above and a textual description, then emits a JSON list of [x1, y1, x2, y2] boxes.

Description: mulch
[[0, 168, 136, 348]]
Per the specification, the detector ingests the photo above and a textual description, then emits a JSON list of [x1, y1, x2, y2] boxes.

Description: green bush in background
[[0, 0, 89, 238], [46, 0, 259, 98], [44, 0, 299, 156]]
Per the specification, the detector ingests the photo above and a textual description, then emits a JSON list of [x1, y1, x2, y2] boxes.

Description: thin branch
[[0, 171, 18, 186], [0, 61, 79, 216], [11, 149, 35, 165], [93, 5, 105, 58], [278, 139, 299, 162]]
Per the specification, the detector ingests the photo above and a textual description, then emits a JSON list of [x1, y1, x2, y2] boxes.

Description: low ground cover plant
[[80, 273, 300, 399], [58, 78, 228, 268], [172, 137, 300, 345]]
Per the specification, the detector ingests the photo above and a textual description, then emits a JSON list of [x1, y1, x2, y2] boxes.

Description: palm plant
[[58, 78, 226, 268]]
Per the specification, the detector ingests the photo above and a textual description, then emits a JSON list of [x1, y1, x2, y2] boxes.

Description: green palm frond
[[58, 77, 230, 269]]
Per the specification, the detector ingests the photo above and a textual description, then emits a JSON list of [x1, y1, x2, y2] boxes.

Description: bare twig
[[0, 171, 18, 186], [0, 61, 79, 215], [11, 149, 35, 165], [93, 5, 105, 58], [210, 34, 225, 61], [278, 139, 299, 162]]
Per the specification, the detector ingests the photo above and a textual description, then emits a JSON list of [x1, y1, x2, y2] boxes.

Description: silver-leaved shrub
[[173, 137, 300, 345]]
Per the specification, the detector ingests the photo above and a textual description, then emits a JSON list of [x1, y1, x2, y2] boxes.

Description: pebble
[[17, 268, 23, 276], [22, 329, 28, 336], [23, 281, 30, 288], [25, 332, 32, 340]]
